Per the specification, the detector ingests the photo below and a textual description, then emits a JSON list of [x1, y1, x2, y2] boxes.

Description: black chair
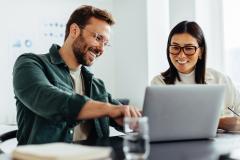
[[116, 98, 130, 105], [0, 129, 17, 143], [0, 129, 18, 154]]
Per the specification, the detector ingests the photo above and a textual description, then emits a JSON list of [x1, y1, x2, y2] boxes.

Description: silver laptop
[[143, 85, 225, 142]]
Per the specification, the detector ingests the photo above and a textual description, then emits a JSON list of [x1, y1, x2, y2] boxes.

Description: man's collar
[[81, 66, 94, 77], [49, 44, 65, 65]]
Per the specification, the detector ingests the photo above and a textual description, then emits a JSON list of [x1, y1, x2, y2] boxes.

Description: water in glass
[[123, 117, 150, 160]]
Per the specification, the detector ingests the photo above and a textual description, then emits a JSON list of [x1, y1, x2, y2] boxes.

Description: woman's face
[[169, 33, 202, 74]]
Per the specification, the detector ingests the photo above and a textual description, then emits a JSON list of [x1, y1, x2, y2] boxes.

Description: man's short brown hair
[[64, 5, 115, 40]]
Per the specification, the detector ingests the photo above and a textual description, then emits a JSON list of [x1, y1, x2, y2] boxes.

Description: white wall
[[195, 0, 224, 72], [169, 0, 195, 28], [112, 0, 148, 108], [147, 0, 170, 83]]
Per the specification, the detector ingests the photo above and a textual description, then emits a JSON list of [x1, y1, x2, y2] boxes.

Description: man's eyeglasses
[[169, 45, 200, 56], [78, 25, 110, 47]]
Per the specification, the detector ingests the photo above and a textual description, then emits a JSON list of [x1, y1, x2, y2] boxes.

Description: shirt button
[[69, 129, 73, 134]]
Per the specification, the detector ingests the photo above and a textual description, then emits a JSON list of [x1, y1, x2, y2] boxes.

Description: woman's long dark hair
[[162, 21, 207, 84]]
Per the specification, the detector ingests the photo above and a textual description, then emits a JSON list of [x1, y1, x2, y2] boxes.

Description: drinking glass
[[123, 117, 150, 160]]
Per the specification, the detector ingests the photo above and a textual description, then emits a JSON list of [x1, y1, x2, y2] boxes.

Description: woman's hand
[[218, 116, 240, 131]]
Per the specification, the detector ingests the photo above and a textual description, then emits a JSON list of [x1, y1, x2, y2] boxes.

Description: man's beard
[[73, 49, 87, 66], [72, 34, 90, 66]]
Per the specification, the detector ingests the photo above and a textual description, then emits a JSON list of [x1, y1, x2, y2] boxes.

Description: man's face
[[72, 17, 111, 66]]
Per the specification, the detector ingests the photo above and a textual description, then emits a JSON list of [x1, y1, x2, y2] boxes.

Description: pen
[[228, 106, 240, 117]]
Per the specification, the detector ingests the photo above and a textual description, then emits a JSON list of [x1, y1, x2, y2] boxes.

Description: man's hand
[[77, 100, 141, 126], [108, 105, 142, 126], [218, 116, 240, 131]]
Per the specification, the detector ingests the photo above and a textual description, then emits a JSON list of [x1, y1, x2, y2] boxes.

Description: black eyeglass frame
[[169, 45, 200, 56]]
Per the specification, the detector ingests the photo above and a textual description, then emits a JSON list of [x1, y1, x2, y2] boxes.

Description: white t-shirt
[[151, 68, 240, 116], [70, 67, 91, 141], [70, 67, 84, 95], [176, 70, 195, 84]]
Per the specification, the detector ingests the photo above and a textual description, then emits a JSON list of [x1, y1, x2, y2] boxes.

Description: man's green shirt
[[13, 44, 121, 145]]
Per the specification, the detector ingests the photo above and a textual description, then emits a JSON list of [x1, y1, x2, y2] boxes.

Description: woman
[[151, 21, 240, 131]]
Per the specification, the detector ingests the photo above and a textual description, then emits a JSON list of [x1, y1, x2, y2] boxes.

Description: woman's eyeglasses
[[169, 45, 199, 56]]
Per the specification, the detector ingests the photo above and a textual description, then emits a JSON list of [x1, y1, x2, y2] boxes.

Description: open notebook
[[11, 142, 112, 160]]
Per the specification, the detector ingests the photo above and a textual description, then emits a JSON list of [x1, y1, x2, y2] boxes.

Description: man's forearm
[[77, 100, 141, 123], [77, 100, 112, 120]]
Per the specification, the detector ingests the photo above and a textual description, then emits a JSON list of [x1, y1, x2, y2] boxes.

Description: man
[[13, 5, 141, 145]]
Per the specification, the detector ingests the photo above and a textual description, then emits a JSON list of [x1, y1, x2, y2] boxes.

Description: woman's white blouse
[[151, 68, 240, 116]]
